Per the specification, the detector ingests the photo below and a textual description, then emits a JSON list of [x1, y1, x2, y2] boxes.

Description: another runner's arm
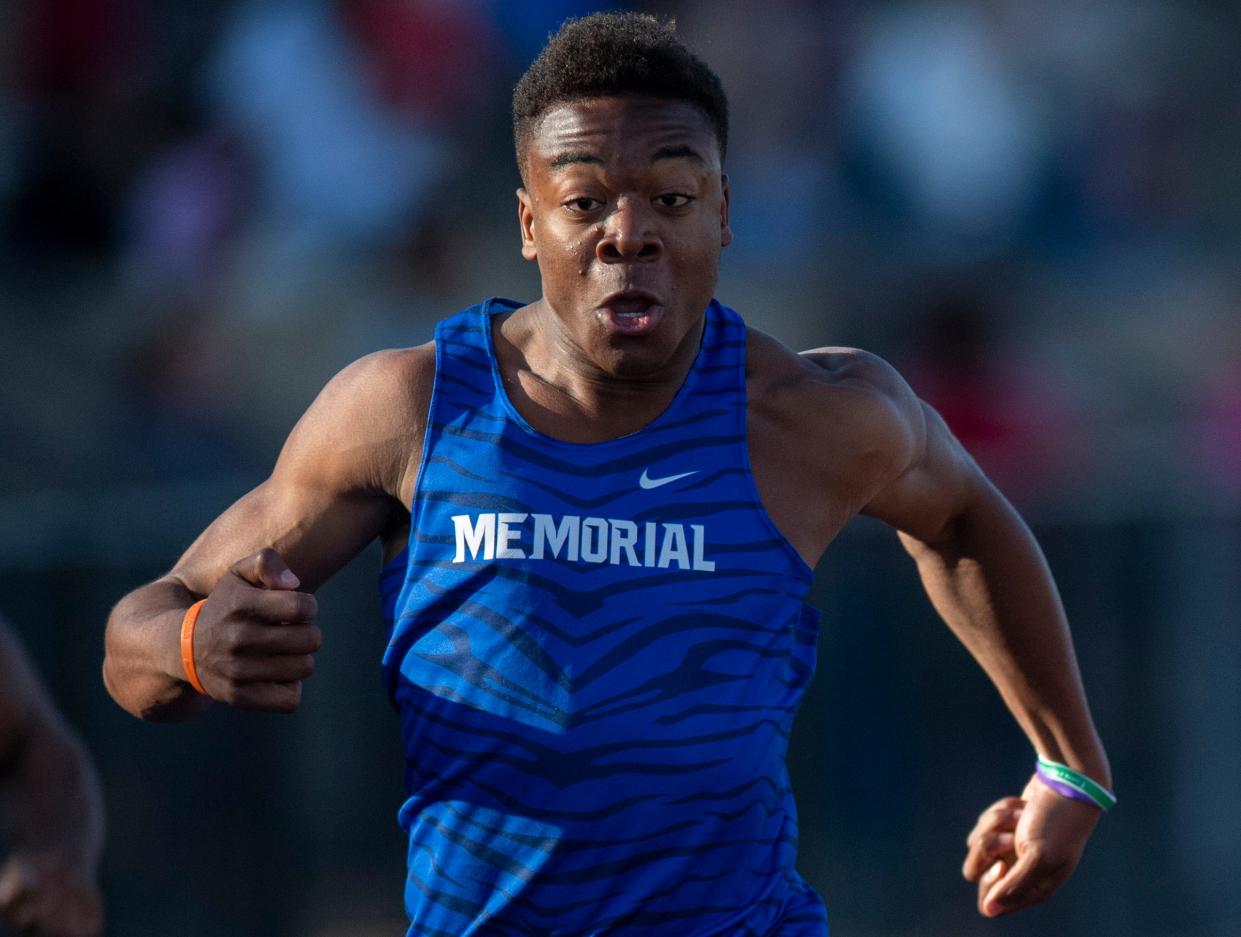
[[0, 618, 104, 935], [103, 347, 431, 722], [803, 348, 1109, 917]]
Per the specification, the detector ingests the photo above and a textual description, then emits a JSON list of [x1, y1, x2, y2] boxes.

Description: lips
[[597, 289, 663, 336]]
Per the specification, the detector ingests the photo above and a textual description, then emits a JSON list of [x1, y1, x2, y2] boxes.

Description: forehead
[[525, 96, 720, 171]]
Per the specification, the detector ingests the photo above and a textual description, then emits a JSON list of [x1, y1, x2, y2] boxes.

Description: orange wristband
[[180, 599, 208, 695]]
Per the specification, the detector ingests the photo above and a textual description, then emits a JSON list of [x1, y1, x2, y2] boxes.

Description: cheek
[[668, 222, 724, 266], [542, 227, 599, 273], [534, 231, 602, 301]]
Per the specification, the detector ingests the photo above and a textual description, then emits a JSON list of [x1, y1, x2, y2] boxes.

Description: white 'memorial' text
[[450, 513, 715, 571]]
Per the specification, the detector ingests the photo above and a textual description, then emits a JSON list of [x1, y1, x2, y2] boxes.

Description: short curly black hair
[[512, 12, 729, 179]]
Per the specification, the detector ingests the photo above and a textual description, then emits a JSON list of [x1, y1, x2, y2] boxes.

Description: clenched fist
[[188, 549, 321, 713]]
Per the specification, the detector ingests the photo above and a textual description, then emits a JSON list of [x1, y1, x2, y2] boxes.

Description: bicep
[[795, 348, 969, 543], [167, 352, 418, 595], [167, 477, 397, 596], [860, 400, 984, 546]]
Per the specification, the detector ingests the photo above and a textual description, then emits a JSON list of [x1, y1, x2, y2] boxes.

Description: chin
[[599, 331, 693, 380]]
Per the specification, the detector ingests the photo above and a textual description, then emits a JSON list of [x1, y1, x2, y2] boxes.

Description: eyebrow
[[651, 144, 705, 164], [549, 151, 605, 170], [547, 144, 707, 171]]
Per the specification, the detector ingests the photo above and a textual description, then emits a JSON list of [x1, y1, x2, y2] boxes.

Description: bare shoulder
[[749, 329, 905, 392], [747, 330, 926, 508], [749, 331, 923, 452], [312, 342, 436, 417], [798, 343, 914, 399], [274, 342, 437, 502]]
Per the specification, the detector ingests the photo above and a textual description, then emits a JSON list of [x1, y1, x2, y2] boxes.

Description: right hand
[[187, 548, 321, 713]]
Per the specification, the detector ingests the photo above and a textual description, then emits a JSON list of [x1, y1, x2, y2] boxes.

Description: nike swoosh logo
[[639, 469, 700, 490]]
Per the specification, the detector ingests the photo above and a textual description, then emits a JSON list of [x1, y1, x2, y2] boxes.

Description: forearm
[[103, 579, 210, 722], [1, 722, 104, 873], [900, 480, 1110, 785]]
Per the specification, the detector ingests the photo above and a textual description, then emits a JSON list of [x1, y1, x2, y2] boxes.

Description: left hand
[[0, 853, 103, 937], [962, 773, 1101, 917]]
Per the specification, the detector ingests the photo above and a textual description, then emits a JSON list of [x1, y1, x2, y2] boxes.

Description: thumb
[[982, 848, 1038, 917], [231, 548, 300, 591], [975, 859, 1005, 916]]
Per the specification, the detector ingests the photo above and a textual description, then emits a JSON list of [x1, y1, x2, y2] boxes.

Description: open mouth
[[598, 291, 663, 336]]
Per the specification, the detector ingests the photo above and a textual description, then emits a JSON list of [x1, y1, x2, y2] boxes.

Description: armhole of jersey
[[736, 328, 816, 583], [378, 335, 444, 630], [401, 331, 446, 561]]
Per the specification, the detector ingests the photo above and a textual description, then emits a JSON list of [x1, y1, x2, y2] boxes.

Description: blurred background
[[1, 0, 1238, 934]]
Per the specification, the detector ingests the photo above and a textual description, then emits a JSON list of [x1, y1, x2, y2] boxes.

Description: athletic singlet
[[379, 298, 829, 936]]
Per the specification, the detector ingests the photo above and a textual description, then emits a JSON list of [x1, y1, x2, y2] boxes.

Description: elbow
[[900, 471, 1031, 575], [898, 506, 972, 565], [904, 462, 1001, 553], [102, 657, 205, 723], [99, 655, 140, 721], [102, 608, 206, 723], [100, 611, 139, 720], [100, 656, 148, 722]]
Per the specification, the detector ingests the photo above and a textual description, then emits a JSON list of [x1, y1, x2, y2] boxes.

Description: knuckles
[[218, 625, 249, 655], [195, 556, 320, 714], [214, 657, 246, 682]]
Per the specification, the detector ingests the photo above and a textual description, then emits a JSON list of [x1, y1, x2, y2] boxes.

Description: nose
[[597, 197, 661, 263]]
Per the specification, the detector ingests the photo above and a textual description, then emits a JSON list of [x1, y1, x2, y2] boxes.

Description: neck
[[495, 300, 706, 442]]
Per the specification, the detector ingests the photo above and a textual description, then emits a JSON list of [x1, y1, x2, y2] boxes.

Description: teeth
[[617, 311, 646, 318]]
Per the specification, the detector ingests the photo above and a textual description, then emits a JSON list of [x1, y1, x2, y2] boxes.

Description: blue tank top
[[379, 297, 829, 936]]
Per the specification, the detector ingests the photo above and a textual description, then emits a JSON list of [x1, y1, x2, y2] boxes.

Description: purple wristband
[[1036, 764, 1099, 807]]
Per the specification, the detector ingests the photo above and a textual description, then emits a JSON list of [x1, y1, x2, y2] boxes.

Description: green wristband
[[1036, 756, 1117, 811]]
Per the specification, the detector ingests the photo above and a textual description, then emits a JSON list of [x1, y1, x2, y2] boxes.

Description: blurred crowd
[[3, 5, 1240, 935], [3, 0, 1240, 524]]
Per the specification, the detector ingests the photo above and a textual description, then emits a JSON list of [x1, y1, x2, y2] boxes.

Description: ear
[[719, 174, 733, 248], [517, 187, 537, 261]]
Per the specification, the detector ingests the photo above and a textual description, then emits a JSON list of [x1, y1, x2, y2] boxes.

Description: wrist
[[178, 599, 209, 695], [1034, 755, 1116, 811], [1030, 730, 1111, 790], [145, 601, 212, 720], [162, 602, 197, 686], [1039, 749, 1111, 791]]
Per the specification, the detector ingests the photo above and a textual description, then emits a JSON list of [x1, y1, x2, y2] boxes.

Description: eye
[[654, 193, 694, 209], [564, 197, 602, 214]]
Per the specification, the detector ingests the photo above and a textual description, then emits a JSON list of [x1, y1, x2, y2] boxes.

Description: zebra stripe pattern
[[380, 298, 829, 936]]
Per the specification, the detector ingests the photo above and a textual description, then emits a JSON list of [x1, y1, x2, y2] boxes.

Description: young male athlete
[[0, 617, 104, 937], [103, 13, 1112, 935]]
